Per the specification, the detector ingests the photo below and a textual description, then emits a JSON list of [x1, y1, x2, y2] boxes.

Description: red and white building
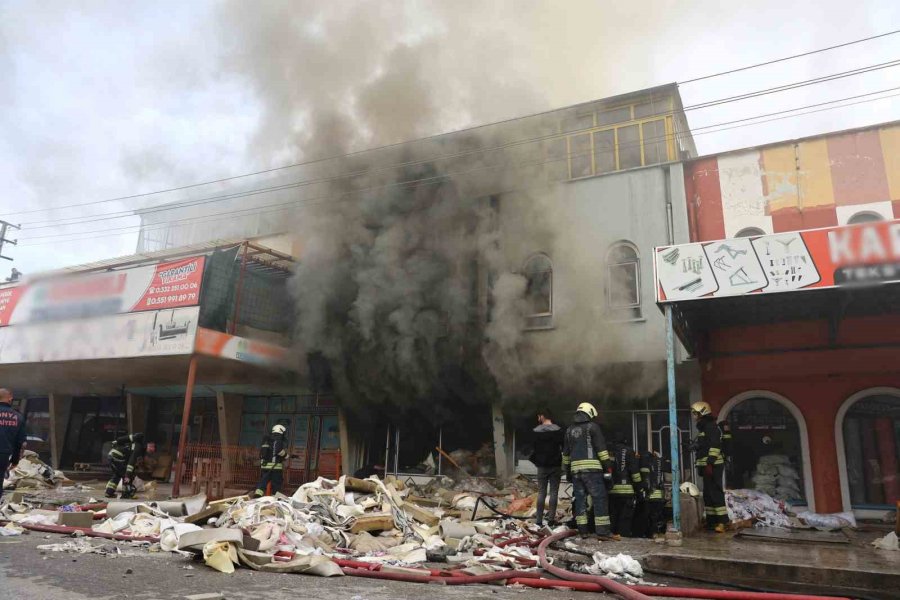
[[658, 121, 900, 516]]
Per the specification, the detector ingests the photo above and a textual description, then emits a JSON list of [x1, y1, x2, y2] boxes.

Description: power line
[[17, 58, 900, 231], [4, 29, 900, 220], [18, 89, 900, 247], [680, 28, 900, 84]]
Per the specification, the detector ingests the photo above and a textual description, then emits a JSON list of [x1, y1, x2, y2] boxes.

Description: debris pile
[[2, 450, 71, 491], [725, 489, 792, 528]]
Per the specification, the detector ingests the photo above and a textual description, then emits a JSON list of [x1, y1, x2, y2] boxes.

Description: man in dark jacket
[[634, 450, 669, 538], [532, 408, 564, 526], [0, 388, 26, 502], [562, 402, 613, 538], [106, 432, 148, 499]]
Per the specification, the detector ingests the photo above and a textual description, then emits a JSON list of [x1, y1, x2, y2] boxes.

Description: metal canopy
[[663, 282, 900, 356]]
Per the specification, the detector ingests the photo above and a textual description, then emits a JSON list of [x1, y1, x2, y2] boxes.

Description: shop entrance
[[61, 397, 126, 468], [723, 395, 808, 505], [839, 391, 900, 511]]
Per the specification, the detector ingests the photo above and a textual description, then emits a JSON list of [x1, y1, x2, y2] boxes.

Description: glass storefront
[[842, 394, 900, 508], [726, 397, 806, 503]]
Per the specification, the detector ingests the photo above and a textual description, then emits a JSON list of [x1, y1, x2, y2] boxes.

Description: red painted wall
[[700, 315, 900, 512]]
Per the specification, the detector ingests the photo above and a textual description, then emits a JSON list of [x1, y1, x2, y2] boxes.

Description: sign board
[[656, 220, 900, 302], [0, 306, 199, 364], [194, 327, 297, 370], [0, 255, 206, 327]]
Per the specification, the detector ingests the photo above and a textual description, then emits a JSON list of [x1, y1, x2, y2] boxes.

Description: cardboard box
[[57, 512, 94, 528]]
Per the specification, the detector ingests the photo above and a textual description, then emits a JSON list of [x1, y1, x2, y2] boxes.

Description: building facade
[[666, 121, 900, 515]]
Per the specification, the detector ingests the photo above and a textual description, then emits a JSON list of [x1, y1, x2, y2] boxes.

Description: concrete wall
[[216, 392, 244, 447], [701, 314, 900, 513], [685, 122, 900, 240], [496, 163, 690, 371], [48, 393, 71, 469]]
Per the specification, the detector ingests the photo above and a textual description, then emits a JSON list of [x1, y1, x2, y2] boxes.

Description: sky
[[1, 0, 898, 275]]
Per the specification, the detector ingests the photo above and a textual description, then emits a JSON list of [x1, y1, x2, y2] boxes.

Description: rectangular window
[[526, 271, 552, 316], [597, 106, 631, 126], [617, 124, 641, 170], [546, 137, 569, 181], [609, 263, 640, 308], [569, 133, 592, 179], [561, 113, 594, 134], [641, 119, 669, 165], [592, 129, 616, 174]]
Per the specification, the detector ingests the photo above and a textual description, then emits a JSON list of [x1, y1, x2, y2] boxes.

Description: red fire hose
[[342, 567, 540, 585], [536, 530, 851, 600], [21, 522, 159, 543]]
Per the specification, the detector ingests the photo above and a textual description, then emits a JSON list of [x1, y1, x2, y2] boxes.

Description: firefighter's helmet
[[271, 424, 287, 435], [576, 402, 598, 419], [690, 401, 712, 417]]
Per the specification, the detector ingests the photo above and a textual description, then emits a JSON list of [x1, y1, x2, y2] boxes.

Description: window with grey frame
[[523, 253, 553, 329], [607, 242, 641, 321]]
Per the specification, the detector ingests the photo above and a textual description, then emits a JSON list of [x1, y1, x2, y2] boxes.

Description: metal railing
[[178, 443, 341, 499]]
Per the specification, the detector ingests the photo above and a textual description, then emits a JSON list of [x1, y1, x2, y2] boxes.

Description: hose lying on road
[[342, 567, 541, 585], [536, 529, 851, 600], [20, 522, 159, 543]]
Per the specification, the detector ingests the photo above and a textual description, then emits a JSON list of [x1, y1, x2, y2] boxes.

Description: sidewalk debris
[[872, 531, 899, 551]]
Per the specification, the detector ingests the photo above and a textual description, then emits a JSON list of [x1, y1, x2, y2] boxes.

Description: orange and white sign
[[194, 328, 298, 370], [656, 219, 900, 302]]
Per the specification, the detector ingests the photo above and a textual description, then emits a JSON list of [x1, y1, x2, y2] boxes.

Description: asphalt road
[[0, 533, 566, 600]]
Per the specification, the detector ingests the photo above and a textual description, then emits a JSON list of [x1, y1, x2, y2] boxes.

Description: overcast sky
[[1, 0, 898, 275]]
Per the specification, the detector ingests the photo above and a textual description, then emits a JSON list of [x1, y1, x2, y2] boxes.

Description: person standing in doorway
[[608, 432, 642, 539], [691, 401, 728, 532], [255, 424, 288, 497], [0, 389, 26, 502], [531, 408, 564, 527]]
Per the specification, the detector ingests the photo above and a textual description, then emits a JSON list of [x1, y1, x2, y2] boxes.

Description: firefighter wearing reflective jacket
[[692, 401, 728, 532], [255, 424, 288, 497], [635, 450, 668, 538], [106, 433, 147, 499], [561, 402, 613, 538], [608, 433, 642, 539]]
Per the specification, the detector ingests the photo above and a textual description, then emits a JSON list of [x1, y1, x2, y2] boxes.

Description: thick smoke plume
[[214, 2, 666, 418]]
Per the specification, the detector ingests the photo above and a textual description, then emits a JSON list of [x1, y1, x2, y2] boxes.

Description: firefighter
[[255, 423, 288, 497], [561, 402, 613, 538], [0, 389, 26, 503], [635, 449, 668, 538], [691, 401, 728, 532], [105, 433, 149, 499], [608, 433, 641, 539]]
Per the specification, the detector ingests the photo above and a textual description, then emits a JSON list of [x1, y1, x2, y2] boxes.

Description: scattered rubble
[[2, 451, 70, 490]]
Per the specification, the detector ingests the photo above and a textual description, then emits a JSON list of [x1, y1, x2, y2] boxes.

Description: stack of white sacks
[[751, 455, 801, 501]]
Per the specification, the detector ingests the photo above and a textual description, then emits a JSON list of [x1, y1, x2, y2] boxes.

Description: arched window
[[723, 395, 809, 505], [524, 254, 553, 329], [735, 227, 765, 238], [847, 211, 884, 225], [607, 242, 641, 321], [837, 390, 900, 511]]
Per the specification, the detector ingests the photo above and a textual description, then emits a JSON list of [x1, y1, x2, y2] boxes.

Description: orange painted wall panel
[[880, 124, 900, 202]]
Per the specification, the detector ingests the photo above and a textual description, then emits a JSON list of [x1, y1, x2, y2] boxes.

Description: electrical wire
[[3, 30, 900, 221], [680, 28, 900, 84], [16, 87, 900, 246], [16, 75, 900, 231]]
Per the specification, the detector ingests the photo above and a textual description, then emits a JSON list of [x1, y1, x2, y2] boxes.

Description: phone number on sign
[[144, 293, 198, 306], [148, 282, 199, 294]]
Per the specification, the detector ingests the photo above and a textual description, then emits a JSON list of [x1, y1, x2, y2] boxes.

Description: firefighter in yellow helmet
[[691, 401, 727, 533], [255, 424, 288, 497], [562, 402, 614, 538]]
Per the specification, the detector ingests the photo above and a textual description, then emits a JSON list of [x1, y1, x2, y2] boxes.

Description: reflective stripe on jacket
[[694, 416, 724, 467]]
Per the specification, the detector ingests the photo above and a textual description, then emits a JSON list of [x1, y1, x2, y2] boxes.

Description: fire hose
[[536, 530, 851, 600], [20, 522, 159, 543]]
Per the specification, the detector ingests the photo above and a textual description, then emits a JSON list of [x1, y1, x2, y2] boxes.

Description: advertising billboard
[[656, 220, 900, 302], [0, 255, 205, 327]]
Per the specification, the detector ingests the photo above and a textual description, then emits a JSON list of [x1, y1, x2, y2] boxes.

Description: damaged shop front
[[655, 219, 900, 516], [0, 240, 343, 496]]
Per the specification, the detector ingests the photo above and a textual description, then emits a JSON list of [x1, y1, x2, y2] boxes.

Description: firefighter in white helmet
[[255, 423, 289, 497], [562, 402, 613, 538]]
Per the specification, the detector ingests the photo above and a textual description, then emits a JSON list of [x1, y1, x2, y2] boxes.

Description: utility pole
[[0, 220, 20, 263]]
